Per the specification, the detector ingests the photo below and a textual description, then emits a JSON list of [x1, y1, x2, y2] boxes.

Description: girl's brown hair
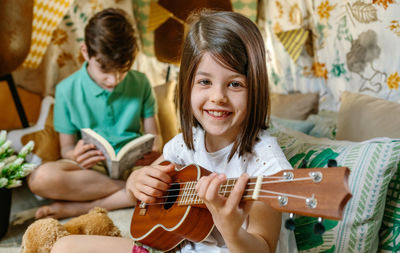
[[84, 8, 137, 72], [177, 10, 270, 161]]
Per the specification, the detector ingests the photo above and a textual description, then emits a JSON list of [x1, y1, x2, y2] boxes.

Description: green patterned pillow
[[379, 162, 400, 252], [270, 128, 400, 253]]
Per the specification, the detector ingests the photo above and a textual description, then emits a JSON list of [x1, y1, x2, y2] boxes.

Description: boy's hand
[[126, 163, 175, 204], [72, 140, 105, 169], [134, 151, 162, 166]]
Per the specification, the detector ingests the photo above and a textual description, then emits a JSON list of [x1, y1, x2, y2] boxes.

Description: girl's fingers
[[196, 173, 215, 199], [146, 164, 174, 184], [140, 174, 170, 192], [225, 173, 248, 210], [139, 184, 165, 200], [135, 191, 157, 204], [205, 174, 226, 202]]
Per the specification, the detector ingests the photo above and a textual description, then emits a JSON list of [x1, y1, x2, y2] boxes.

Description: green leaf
[[294, 216, 338, 250], [289, 153, 305, 168], [309, 148, 339, 168], [304, 150, 317, 164]]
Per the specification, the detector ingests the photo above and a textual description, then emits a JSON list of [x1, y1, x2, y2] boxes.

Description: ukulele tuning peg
[[284, 213, 296, 231], [327, 159, 338, 167], [313, 217, 325, 235], [300, 159, 308, 168]]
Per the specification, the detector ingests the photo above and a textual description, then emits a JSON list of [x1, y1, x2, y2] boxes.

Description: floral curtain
[[259, 0, 400, 111]]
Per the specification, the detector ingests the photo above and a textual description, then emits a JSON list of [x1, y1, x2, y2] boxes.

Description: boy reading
[[28, 8, 161, 219]]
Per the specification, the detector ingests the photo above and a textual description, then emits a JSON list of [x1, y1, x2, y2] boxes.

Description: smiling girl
[[51, 9, 297, 253]]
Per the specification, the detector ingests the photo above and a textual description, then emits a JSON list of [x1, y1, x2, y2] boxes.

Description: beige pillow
[[336, 91, 400, 141], [21, 103, 61, 162], [270, 92, 319, 120], [153, 81, 179, 147]]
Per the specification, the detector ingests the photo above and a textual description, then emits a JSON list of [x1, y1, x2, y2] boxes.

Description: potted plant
[[0, 130, 36, 239]]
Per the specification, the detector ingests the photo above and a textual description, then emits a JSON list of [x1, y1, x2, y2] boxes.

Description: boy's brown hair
[[177, 10, 270, 161], [85, 8, 137, 72]]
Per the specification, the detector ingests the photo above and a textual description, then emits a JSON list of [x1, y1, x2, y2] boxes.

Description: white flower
[[0, 140, 12, 155], [1, 155, 17, 165], [21, 163, 37, 176], [18, 141, 35, 158], [7, 179, 22, 188], [10, 158, 24, 167], [0, 177, 7, 188], [0, 130, 6, 145]]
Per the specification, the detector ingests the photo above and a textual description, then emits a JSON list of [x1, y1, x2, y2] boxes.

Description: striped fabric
[[147, 2, 173, 32], [379, 163, 400, 252], [270, 127, 400, 253], [22, 0, 73, 69], [276, 28, 309, 63]]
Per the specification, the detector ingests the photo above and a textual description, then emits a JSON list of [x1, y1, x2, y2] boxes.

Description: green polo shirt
[[54, 62, 156, 153]]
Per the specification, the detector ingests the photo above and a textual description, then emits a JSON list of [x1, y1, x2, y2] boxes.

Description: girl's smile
[[191, 53, 248, 152]]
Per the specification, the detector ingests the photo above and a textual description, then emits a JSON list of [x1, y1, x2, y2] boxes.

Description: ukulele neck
[[178, 177, 259, 206]]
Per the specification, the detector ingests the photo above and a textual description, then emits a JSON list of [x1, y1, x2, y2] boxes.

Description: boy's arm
[[142, 116, 162, 152], [59, 133, 105, 169], [59, 133, 78, 160]]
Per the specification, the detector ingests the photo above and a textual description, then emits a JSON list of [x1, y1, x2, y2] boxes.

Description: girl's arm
[[196, 173, 281, 253], [235, 201, 281, 253]]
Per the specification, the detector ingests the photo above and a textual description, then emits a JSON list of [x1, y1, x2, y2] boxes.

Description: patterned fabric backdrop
[[13, 0, 258, 96], [259, 0, 400, 111]]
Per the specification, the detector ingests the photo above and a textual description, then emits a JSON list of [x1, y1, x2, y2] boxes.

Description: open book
[[81, 128, 155, 179]]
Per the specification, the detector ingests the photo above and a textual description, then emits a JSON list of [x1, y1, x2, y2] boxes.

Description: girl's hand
[[126, 163, 175, 204], [196, 173, 251, 239], [72, 140, 105, 169]]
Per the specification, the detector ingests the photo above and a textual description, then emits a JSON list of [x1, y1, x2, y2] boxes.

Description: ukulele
[[130, 162, 352, 251]]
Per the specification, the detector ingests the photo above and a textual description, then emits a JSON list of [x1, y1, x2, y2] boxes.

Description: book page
[[116, 134, 155, 178], [81, 128, 116, 175]]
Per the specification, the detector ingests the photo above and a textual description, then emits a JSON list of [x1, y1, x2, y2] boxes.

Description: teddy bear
[[21, 207, 121, 253]]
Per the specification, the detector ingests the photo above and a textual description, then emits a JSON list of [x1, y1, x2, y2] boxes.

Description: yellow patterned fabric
[[22, 0, 73, 69], [147, 2, 173, 32], [276, 28, 309, 63]]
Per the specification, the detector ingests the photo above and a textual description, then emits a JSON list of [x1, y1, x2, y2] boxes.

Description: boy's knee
[[28, 162, 61, 194]]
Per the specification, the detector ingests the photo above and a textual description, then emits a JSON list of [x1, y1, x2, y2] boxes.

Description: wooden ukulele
[[130, 162, 352, 251]]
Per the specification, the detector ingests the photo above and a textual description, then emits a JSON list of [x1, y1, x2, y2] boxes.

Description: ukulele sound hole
[[164, 183, 180, 210]]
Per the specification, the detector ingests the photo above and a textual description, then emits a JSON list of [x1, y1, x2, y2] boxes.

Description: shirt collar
[[81, 62, 126, 97], [81, 62, 107, 97]]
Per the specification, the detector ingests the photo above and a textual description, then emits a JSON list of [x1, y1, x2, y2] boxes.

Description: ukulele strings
[[143, 175, 315, 206]]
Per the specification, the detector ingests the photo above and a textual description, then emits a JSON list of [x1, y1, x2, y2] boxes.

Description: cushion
[[269, 126, 400, 253], [379, 163, 400, 252], [153, 80, 179, 147], [306, 110, 338, 139], [270, 92, 319, 120], [20, 103, 60, 163], [8, 96, 60, 164], [270, 115, 315, 134], [336, 91, 400, 141]]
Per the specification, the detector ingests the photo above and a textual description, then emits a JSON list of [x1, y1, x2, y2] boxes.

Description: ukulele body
[[130, 164, 214, 251], [130, 162, 352, 251]]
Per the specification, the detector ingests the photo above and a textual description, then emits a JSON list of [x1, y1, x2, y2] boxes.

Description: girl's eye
[[228, 81, 242, 88], [198, 79, 211, 85]]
